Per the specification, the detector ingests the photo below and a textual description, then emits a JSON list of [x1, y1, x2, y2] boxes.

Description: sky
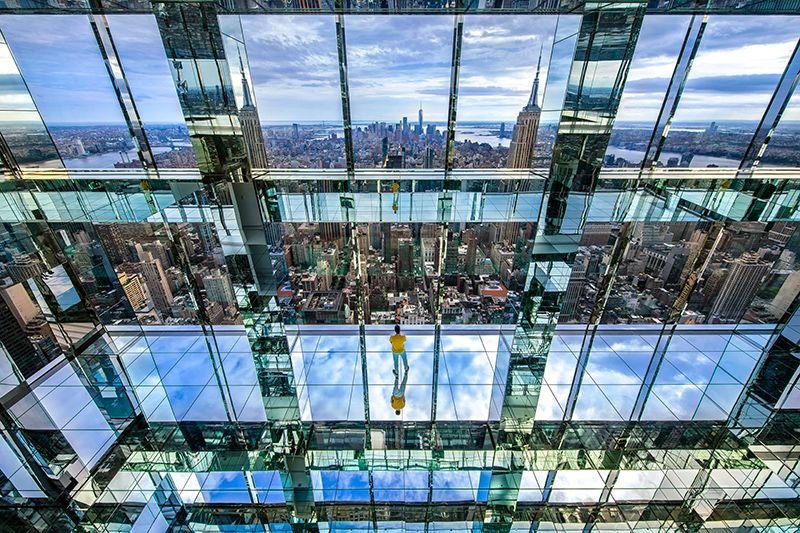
[[616, 14, 800, 124], [0, 14, 798, 126]]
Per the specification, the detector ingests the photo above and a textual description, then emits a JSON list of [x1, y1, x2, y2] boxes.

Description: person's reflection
[[392, 181, 399, 213], [391, 366, 408, 416]]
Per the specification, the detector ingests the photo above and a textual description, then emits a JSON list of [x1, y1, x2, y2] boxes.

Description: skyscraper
[[709, 252, 770, 321], [237, 50, 269, 170], [418, 103, 423, 133], [507, 47, 543, 169]]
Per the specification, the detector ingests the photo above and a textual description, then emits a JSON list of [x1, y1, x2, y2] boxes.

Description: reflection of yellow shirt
[[392, 182, 400, 194], [390, 334, 406, 353], [391, 395, 406, 410]]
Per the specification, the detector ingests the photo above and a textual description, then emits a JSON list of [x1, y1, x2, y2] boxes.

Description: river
[[605, 145, 741, 168], [64, 146, 176, 169]]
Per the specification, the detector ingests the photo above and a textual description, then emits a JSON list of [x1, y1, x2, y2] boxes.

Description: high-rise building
[[129, 252, 174, 314], [709, 252, 770, 321], [118, 271, 147, 310], [507, 48, 542, 169], [203, 269, 237, 303], [424, 145, 435, 168], [6, 253, 46, 283], [237, 50, 269, 169], [464, 229, 477, 276], [418, 103, 423, 133]]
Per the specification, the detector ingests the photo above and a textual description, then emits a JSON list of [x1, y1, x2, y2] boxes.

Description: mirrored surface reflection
[[0, 15, 143, 170], [346, 15, 453, 169], [658, 15, 800, 169], [224, 14, 346, 169], [2, 6, 800, 532]]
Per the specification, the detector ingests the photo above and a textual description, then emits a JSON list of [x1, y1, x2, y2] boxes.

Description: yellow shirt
[[391, 395, 406, 410], [390, 334, 406, 353], [392, 182, 400, 194]]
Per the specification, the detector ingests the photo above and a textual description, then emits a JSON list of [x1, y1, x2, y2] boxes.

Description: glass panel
[[229, 15, 345, 169], [607, 15, 692, 168], [346, 15, 453, 169], [0, 31, 61, 169], [454, 15, 557, 169], [106, 14, 197, 169], [0, 15, 141, 169], [659, 15, 799, 168]]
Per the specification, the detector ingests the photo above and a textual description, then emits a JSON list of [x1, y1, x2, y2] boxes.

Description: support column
[[151, 1, 249, 184], [497, 2, 647, 441]]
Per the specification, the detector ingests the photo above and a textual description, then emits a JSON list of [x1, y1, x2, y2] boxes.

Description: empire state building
[[507, 50, 542, 169], [237, 52, 269, 169]]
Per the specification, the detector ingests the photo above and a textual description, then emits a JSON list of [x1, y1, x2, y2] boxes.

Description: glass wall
[[0, 15, 142, 169], [659, 16, 799, 168], [346, 15, 453, 169]]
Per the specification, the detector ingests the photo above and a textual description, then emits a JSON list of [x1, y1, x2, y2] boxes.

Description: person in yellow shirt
[[389, 324, 409, 377], [391, 368, 408, 416], [391, 181, 400, 213]]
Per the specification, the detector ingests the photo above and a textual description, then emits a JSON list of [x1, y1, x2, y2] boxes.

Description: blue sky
[[0, 14, 798, 125], [617, 14, 800, 123]]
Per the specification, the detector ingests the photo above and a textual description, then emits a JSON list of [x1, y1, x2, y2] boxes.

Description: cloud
[[618, 15, 799, 123], [0, 15, 127, 124]]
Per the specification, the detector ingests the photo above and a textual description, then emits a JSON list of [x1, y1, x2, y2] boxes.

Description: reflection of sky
[[3, 13, 793, 128], [458, 16, 557, 122], [32, 364, 116, 470], [293, 328, 511, 422], [0, 15, 127, 124], [541, 329, 768, 423], [114, 330, 265, 423], [43, 265, 81, 310], [311, 470, 487, 503], [618, 15, 800, 123], [233, 15, 342, 123], [169, 471, 285, 504], [114, 325, 769, 424], [346, 15, 453, 122], [106, 15, 186, 125]]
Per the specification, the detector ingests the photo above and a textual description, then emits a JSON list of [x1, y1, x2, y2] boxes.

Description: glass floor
[[108, 324, 782, 425]]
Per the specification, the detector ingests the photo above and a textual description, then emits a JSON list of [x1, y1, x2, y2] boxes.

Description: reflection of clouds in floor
[[305, 351, 360, 385], [518, 471, 550, 502], [550, 470, 609, 504], [33, 365, 116, 470], [641, 384, 704, 421], [369, 384, 432, 421], [311, 471, 488, 503], [306, 384, 364, 421], [115, 325, 766, 425], [373, 471, 429, 502], [431, 471, 483, 502], [251, 471, 284, 504], [366, 351, 432, 386], [572, 383, 639, 421]]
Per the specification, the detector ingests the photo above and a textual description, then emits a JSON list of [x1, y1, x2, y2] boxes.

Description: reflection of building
[[118, 272, 147, 310], [563, 261, 587, 319], [6, 253, 46, 283], [301, 291, 343, 324], [237, 51, 268, 169], [0, 284, 59, 377], [507, 49, 542, 169], [770, 270, 800, 318], [709, 252, 770, 321], [203, 269, 236, 303]]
